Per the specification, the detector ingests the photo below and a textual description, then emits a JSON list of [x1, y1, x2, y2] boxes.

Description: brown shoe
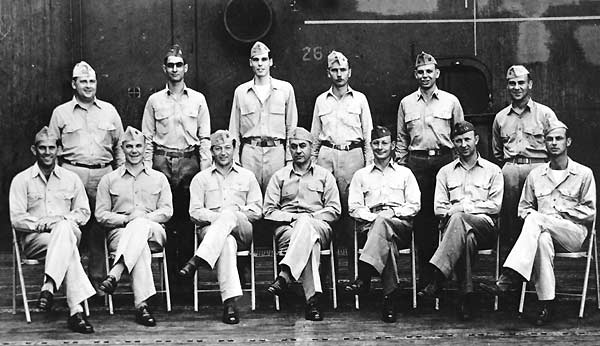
[[98, 275, 118, 295], [38, 290, 53, 312], [67, 312, 94, 334], [135, 306, 156, 327]]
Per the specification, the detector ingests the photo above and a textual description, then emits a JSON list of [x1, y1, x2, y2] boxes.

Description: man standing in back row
[[142, 44, 212, 285], [48, 61, 124, 292], [492, 65, 559, 246], [228, 41, 298, 192], [395, 51, 464, 284]]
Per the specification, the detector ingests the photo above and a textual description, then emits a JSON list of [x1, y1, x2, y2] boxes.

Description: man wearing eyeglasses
[[228, 41, 298, 193], [142, 44, 212, 287]]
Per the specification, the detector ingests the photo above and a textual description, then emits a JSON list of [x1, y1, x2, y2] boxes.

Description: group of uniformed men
[[9, 41, 596, 334]]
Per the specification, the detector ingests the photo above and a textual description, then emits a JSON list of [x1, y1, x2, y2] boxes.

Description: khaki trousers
[[240, 144, 285, 193], [429, 213, 495, 293], [107, 218, 166, 306], [22, 220, 95, 310], [276, 216, 331, 301], [504, 211, 587, 300], [196, 210, 252, 302], [358, 216, 412, 295]]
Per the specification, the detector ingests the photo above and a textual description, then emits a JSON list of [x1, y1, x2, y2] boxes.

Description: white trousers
[[196, 210, 252, 302], [23, 220, 95, 310], [276, 216, 331, 301], [107, 218, 166, 306], [504, 211, 587, 300]]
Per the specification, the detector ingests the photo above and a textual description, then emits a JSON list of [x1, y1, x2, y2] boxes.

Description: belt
[[154, 147, 197, 158], [321, 140, 363, 151], [370, 205, 394, 213], [507, 157, 547, 164], [62, 159, 109, 169], [241, 137, 283, 147], [410, 148, 451, 157]]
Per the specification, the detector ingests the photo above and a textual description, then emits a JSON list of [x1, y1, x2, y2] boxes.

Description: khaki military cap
[[250, 41, 270, 57], [506, 65, 530, 79], [288, 127, 313, 143], [327, 50, 348, 68], [415, 51, 437, 67], [72, 61, 96, 79]]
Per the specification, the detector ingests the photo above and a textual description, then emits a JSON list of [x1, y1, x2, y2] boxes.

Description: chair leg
[[411, 234, 417, 309], [104, 240, 114, 315], [579, 232, 595, 318], [83, 299, 90, 317], [330, 241, 337, 309], [193, 232, 198, 312], [272, 236, 280, 311], [162, 250, 171, 312], [494, 234, 500, 311], [354, 229, 359, 310], [594, 232, 600, 310], [251, 241, 256, 311], [13, 233, 31, 323], [518, 281, 527, 314], [12, 244, 17, 315]]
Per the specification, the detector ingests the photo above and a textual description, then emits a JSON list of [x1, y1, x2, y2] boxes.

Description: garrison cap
[[120, 126, 145, 143], [250, 41, 270, 57], [164, 44, 185, 62], [327, 50, 348, 68], [210, 130, 235, 147], [506, 65, 529, 79], [415, 51, 437, 68], [451, 121, 476, 138], [544, 120, 568, 136], [34, 126, 59, 144], [371, 125, 392, 141], [72, 61, 96, 79], [288, 127, 313, 143]]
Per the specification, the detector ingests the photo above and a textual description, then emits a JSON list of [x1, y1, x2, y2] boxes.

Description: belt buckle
[[340, 144, 350, 151], [428, 149, 437, 156]]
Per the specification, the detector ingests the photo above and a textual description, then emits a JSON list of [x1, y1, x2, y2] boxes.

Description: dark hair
[[163, 44, 186, 65]]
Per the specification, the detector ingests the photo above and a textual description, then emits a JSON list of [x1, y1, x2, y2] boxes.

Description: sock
[[223, 297, 236, 308], [42, 276, 56, 293], [279, 265, 292, 283], [69, 303, 83, 316], [109, 262, 125, 281], [135, 301, 148, 310]]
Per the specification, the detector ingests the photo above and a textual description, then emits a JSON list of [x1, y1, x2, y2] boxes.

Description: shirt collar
[[71, 96, 100, 110], [509, 98, 534, 115], [209, 163, 240, 175], [248, 77, 276, 92], [326, 85, 354, 98], [453, 154, 484, 170], [289, 161, 315, 177], [416, 86, 439, 101], [369, 159, 397, 173], [165, 83, 189, 96], [31, 163, 61, 180], [540, 157, 578, 176], [119, 163, 152, 177]]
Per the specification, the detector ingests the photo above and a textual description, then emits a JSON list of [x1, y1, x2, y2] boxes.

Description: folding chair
[[518, 221, 599, 318], [272, 234, 337, 310], [352, 223, 417, 310], [193, 225, 256, 311], [103, 234, 171, 315], [12, 227, 89, 323], [434, 219, 501, 311]]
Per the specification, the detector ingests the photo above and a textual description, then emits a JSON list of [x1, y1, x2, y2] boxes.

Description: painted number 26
[[302, 46, 323, 61]]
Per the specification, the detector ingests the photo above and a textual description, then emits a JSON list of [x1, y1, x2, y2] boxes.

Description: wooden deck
[[2, 249, 600, 345]]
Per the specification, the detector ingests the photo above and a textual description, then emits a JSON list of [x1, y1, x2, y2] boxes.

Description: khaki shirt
[[434, 155, 504, 219], [95, 164, 173, 228], [348, 161, 421, 222], [492, 99, 558, 161], [189, 164, 263, 225], [141, 85, 211, 164], [49, 97, 124, 166], [9, 164, 90, 232], [310, 86, 373, 163], [395, 87, 464, 164], [519, 158, 596, 231], [228, 77, 298, 162], [263, 163, 341, 224]]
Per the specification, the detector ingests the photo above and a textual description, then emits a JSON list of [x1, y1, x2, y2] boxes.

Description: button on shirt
[[395, 87, 464, 164], [519, 158, 596, 230], [434, 156, 504, 220], [228, 77, 298, 162], [492, 99, 558, 161], [189, 164, 263, 225], [95, 164, 173, 228], [141, 85, 211, 161], [310, 86, 373, 162], [348, 161, 421, 222], [49, 97, 124, 166], [263, 163, 341, 223], [9, 164, 91, 232]]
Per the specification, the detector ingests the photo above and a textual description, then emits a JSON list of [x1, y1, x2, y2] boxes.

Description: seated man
[[481, 121, 596, 325], [264, 127, 341, 321], [418, 121, 503, 321], [344, 125, 421, 323], [96, 127, 173, 327], [178, 130, 262, 324], [9, 127, 96, 333]]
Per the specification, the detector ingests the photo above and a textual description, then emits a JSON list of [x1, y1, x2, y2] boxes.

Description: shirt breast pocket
[[269, 97, 286, 130], [404, 112, 421, 134], [240, 104, 258, 130], [228, 182, 250, 202], [59, 190, 75, 210], [431, 110, 452, 136], [472, 179, 492, 201], [387, 182, 406, 203], [342, 105, 362, 128], [183, 108, 198, 134], [26, 192, 44, 209], [447, 179, 463, 203], [142, 188, 161, 209], [523, 124, 544, 148], [154, 106, 173, 135], [307, 182, 324, 201], [61, 123, 83, 148], [204, 183, 222, 210], [95, 122, 117, 145]]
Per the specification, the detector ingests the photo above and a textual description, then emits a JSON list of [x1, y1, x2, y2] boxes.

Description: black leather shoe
[[479, 272, 521, 297], [38, 290, 53, 312], [381, 296, 396, 323], [222, 304, 239, 324], [178, 256, 208, 278], [344, 278, 371, 294], [67, 312, 94, 334], [417, 281, 441, 298], [266, 276, 288, 296], [135, 306, 157, 327], [305, 302, 323, 321], [99, 275, 118, 295], [535, 302, 553, 326]]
